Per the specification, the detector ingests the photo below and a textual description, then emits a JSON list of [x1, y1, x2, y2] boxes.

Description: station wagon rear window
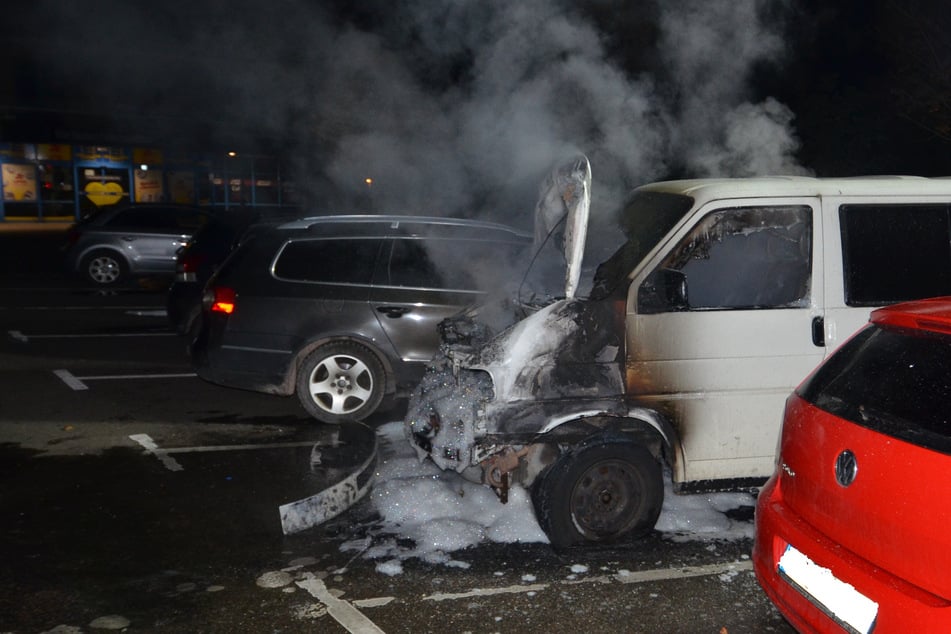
[[797, 324, 951, 454], [274, 238, 383, 284]]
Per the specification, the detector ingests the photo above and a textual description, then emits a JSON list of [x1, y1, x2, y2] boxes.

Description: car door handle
[[377, 306, 410, 318], [811, 316, 825, 347], [121, 236, 136, 242]]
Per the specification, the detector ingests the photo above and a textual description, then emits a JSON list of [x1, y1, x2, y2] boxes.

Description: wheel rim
[[307, 353, 374, 415], [568, 459, 641, 538], [88, 256, 121, 284]]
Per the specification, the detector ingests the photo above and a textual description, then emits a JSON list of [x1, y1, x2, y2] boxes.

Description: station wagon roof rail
[[276, 214, 532, 235]]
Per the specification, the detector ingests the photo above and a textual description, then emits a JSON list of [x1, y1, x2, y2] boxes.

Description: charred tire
[[532, 441, 663, 549], [81, 249, 128, 285], [296, 342, 386, 424]]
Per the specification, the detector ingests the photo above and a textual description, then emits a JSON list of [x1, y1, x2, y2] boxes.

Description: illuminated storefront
[[0, 143, 297, 221]]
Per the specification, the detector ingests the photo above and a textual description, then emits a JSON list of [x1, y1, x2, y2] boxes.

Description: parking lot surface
[[0, 225, 794, 633]]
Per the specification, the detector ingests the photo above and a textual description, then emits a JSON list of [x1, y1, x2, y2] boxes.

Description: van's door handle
[[377, 306, 410, 318], [811, 316, 825, 347], [121, 236, 136, 242]]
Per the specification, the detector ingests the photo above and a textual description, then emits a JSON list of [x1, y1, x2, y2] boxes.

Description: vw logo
[[835, 450, 858, 487]]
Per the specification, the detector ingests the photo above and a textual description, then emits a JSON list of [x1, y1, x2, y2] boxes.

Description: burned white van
[[405, 163, 951, 548]]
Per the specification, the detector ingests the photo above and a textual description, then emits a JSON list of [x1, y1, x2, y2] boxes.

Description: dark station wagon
[[191, 214, 532, 423]]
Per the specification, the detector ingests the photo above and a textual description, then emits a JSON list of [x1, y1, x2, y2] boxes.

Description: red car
[[754, 297, 951, 633]]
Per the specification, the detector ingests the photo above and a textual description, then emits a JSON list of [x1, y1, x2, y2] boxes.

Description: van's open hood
[[532, 155, 591, 300]]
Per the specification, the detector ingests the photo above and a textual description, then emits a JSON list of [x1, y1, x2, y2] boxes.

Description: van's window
[[273, 238, 382, 284], [387, 237, 526, 291], [590, 191, 694, 299], [798, 324, 951, 455], [639, 205, 812, 312], [840, 204, 951, 306]]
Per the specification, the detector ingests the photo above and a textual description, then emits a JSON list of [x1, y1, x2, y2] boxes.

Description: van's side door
[[626, 198, 824, 486]]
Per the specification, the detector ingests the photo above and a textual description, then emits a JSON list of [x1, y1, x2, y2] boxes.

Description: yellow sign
[[85, 181, 124, 206]]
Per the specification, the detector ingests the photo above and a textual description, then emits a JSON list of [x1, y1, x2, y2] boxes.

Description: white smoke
[[285, 0, 807, 218], [658, 0, 808, 177], [17, 0, 807, 220]]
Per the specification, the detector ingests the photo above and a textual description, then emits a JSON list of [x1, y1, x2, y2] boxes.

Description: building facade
[[0, 143, 298, 221]]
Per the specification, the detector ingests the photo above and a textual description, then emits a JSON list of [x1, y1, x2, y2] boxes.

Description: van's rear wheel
[[296, 342, 385, 423], [532, 441, 663, 549]]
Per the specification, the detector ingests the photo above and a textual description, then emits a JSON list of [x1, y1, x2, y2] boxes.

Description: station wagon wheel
[[532, 441, 663, 549], [81, 249, 128, 285], [296, 342, 386, 424]]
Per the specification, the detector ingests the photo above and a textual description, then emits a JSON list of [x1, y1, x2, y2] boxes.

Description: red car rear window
[[797, 324, 951, 454]]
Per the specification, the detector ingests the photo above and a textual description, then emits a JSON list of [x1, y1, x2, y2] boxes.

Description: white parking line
[[297, 574, 386, 634], [129, 436, 329, 471], [423, 583, 549, 602], [54, 369, 196, 390], [10, 305, 161, 310], [12, 330, 175, 342], [129, 434, 185, 472], [53, 369, 88, 391], [163, 441, 319, 454], [420, 560, 753, 602], [291, 559, 753, 633], [610, 559, 753, 584]]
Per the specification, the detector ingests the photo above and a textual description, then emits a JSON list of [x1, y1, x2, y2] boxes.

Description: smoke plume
[[12, 0, 806, 223]]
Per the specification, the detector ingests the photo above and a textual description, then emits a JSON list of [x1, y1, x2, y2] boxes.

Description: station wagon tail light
[[206, 286, 236, 314]]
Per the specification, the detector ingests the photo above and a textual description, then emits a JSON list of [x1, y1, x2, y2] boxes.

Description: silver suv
[[62, 204, 215, 285], [191, 215, 532, 423]]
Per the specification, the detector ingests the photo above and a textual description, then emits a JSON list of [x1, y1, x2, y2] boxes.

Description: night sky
[[2, 0, 949, 215]]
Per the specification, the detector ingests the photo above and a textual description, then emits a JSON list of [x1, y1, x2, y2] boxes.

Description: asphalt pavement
[[0, 223, 795, 634]]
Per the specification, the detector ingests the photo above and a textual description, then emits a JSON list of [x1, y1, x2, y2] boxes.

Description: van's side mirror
[[638, 268, 689, 314]]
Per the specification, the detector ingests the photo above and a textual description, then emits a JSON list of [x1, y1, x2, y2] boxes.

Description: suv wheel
[[531, 441, 663, 549], [296, 342, 386, 423], [81, 249, 128, 285]]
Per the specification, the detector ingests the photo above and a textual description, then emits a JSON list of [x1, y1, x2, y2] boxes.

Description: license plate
[[778, 544, 879, 634]]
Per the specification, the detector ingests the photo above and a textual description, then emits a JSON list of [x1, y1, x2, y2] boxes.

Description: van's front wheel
[[532, 441, 663, 549]]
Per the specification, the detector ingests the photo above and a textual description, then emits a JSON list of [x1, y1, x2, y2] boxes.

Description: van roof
[[637, 175, 951, 202]]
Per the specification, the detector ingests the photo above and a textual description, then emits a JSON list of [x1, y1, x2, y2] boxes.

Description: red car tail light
[[205, 286, 236, 315]]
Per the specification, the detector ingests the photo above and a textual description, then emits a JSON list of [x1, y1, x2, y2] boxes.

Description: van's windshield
[[589, 191, 693, 299]]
